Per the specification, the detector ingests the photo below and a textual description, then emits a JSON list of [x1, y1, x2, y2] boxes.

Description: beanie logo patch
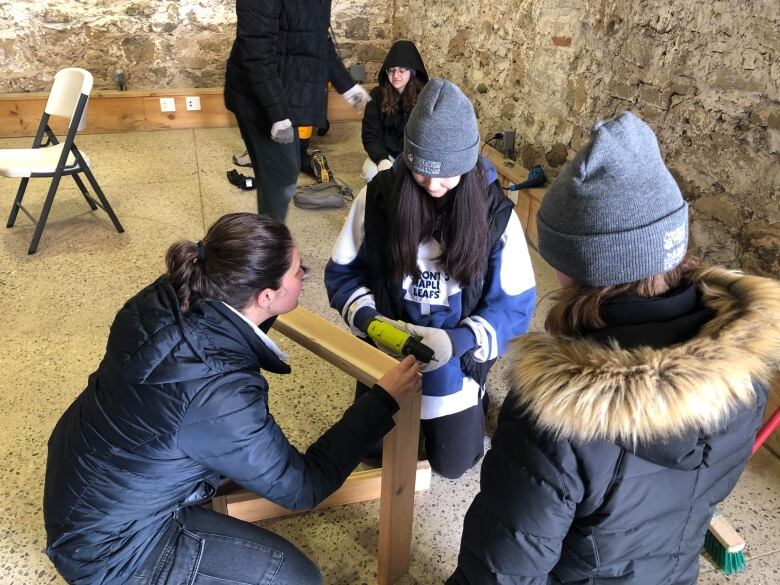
[[663, 224, 687, 270], [414, 156, 442, 176]]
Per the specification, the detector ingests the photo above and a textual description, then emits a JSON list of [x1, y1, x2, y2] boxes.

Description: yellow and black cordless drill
[[365, 319, 434, 363]]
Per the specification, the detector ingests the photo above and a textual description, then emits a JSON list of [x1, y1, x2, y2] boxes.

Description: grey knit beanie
[[537, 111, 688, 286], [403, 79, 479, 177]]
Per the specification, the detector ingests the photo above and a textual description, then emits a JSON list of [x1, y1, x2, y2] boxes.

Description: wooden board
[[378, 387, 424, 585], [213, 461, 431, 522], [274, 306, 398, 387], [481, 143, 545, 249], [272, 306, 425, 585], [763, 375, 780, 457], [0, 86, 370, 137]]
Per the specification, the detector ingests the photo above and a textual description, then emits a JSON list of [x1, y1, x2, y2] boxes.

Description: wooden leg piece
[[213, 460, 430, 523], [378, 390, 423, 585], [223, 306, 428, 585]]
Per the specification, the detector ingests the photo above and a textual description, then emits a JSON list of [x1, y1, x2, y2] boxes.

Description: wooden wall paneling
[[0, 86, 367, 138]]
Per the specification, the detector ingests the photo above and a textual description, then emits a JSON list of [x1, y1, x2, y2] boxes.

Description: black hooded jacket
[[449, 267, 780, 585], [224, 0, 355, 129], [362, 40, 428, 163], [43, 276, 398, 585]]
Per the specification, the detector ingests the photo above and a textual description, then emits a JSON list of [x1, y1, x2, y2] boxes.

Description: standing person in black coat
[[360, 39, 428, 182], [224, 1, 370, 222], [43, 213, 421, 585], [448, 112, 780, 584]]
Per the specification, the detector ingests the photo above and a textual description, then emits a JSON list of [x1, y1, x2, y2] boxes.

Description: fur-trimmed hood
[[508, 267, 780, 446]]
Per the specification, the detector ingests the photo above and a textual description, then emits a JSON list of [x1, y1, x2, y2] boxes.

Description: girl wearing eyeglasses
[[361, 40, 428, 182]]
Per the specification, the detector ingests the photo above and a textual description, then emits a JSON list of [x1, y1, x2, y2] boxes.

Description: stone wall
[[395, 0, 779, 277], [2, 1, 777, 275], [0, 0, 392, 93]]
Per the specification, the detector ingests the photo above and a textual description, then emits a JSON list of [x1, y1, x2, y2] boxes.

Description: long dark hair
[[544, 254, 701, 336], [388, 165, 490, 284], [380, 74, 425, 115], [165, 213, 294, 312]]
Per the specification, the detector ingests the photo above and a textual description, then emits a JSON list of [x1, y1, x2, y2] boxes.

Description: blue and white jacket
[[325, 161, 536, 420]]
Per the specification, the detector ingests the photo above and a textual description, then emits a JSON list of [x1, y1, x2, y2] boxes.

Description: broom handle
[[752, 405, 780, 456]]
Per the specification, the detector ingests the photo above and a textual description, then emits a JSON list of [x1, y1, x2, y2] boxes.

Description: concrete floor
[[0, 122, 777, 584]]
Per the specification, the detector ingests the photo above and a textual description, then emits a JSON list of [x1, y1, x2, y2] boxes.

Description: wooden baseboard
[[481, 143, 545, 249], [764, 375, 780, 458], [0, 86, 365, 137], [213, 461, 432, 523]]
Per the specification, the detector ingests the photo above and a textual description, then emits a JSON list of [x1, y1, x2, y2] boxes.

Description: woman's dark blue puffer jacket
[[44, 276, 398, 584]]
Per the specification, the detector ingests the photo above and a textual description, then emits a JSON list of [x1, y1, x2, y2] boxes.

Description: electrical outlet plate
[[185, 96, 201, 111], [502, 129, 516, 160], [160, 97, 176, 113]]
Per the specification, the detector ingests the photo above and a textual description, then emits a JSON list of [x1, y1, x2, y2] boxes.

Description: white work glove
[[402, 323, 453, 373], [377, 158, 393, 172], [342, 84, 371, 112], [271, 119, 294, 144]]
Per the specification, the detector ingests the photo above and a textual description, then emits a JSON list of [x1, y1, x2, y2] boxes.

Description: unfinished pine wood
[[0, 86, 367, 137], [764, 375, 780, 456], [378, 385, 423, 585], [213, 461, 431, 523], [274, 305, 398, 387], [481, 143, 546, 249], [271, 306, 425, 584], [481, 143, 531, 184]]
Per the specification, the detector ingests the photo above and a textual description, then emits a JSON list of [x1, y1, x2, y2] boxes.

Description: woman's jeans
[[128, 505, 322, 585]]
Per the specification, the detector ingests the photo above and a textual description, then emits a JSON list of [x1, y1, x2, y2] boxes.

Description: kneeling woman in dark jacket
[[43, 213, 421, 585], [449, 112, 779, 584], [361, 40, 428, 182]]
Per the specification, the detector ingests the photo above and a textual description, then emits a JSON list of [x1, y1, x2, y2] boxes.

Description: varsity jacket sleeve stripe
[[325, 187, 376, 335], [235, 0, 289, 124], [460, 211, 536, 363]]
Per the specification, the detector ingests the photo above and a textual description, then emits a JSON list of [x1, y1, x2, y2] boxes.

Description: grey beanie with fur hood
[[537, 111, 689, 287]]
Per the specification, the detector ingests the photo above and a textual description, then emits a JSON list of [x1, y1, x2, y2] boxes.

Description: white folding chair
[[1, 68, 124, 254]]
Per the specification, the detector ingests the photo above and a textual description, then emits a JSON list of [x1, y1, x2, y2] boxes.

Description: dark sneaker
[[226, 169, 255, 191]]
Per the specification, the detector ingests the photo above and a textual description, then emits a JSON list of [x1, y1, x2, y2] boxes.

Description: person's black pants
[[237, 118, 300, 223], [355, 381, 486, 480]]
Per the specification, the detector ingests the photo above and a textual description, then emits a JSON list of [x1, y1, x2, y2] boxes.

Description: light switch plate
[[160, 97, 176, 112]]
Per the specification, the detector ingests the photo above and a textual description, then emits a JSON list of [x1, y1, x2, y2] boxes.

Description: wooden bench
[[481, 143, 545, 249], [211, 306, 430, 585]]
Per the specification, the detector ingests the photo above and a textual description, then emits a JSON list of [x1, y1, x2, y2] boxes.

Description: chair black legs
[[28, 171, 64, 254], [6, 177, 30, 228], [81, 165, 124, 234], [6, 167, 123, 254], [71, 174, 98, 211]]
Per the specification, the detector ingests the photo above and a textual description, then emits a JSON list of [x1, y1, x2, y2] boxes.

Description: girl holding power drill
[[325, 79, 536, 479], [43, 213, 421, 585]]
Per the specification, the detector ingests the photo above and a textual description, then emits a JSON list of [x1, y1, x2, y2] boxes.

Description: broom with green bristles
[[703, 405, 780, 574]]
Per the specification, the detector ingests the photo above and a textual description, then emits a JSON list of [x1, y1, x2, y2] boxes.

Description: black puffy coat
[[362, 40, 428, 163], [224, 0, 355, 128], [449, 267, 780, 585], [43, 276, 398, 585]]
